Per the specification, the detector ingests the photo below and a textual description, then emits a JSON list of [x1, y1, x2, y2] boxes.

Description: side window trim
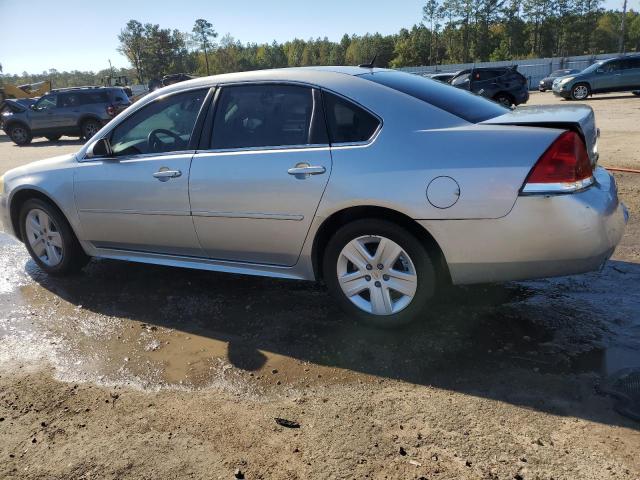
[[198, 82, 330, 153], [319, 88, 383, 147]]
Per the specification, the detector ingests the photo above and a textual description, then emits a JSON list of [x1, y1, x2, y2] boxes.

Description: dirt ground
[[0, 91, 639, 480]]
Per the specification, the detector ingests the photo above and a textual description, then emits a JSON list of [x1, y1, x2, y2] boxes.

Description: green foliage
[[3, 4, 640, 87]]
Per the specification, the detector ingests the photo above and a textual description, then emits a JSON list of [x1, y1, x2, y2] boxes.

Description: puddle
[[1, 231, 639, 393]]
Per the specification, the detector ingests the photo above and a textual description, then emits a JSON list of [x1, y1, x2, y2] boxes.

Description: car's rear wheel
[[81, 119, 101, 140], [571, 83, 590, 100], [8, 124, 32, 145], [45, 135, 62, 142], [323, 219, 436, 328], [493, 93, 514, 107], [19, 198, 89, 276]]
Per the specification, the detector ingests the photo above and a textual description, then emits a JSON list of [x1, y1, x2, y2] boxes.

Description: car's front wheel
[[19, 198, 89, 276], [323, 219, 436, 328], [494, 93, 513, 107], [571, 83, 590, 100], [8, 124, 33, 145]]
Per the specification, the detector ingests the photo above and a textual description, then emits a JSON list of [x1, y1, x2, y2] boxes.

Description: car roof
[[156, 66, 390, 91]]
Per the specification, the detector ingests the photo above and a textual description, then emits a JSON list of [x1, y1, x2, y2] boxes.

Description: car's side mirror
[[30, 104, 37, 110], [86, 137, 113, 159]]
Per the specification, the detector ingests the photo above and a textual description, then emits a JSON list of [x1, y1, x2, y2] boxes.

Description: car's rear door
[[56, 92, 84, 129], [620, 57, 640, 90], [75, 88, 210, 256], [189, 83, 332, 266]]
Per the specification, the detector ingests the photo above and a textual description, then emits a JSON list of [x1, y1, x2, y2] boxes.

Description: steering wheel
[[147, 129, 183, 153]]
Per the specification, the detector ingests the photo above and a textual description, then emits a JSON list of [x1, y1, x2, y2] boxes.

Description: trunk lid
[[482, 104, 598, 166]]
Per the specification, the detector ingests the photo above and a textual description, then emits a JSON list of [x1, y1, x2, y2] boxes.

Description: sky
[[0, 0, 631, 75]]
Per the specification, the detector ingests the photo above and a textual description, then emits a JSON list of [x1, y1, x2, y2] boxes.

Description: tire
[[19, 198, 89, 276], [8, 123, 33, 145], [571, 83, 590, 100], [493, 93, 514, 108], [45, 135, 62, 142], [323, 219, 437, 329], [81, 119, 101, 140]]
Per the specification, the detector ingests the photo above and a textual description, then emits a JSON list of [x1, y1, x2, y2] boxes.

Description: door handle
[[153, 168, 182, 182], [287, 163, 326, 177]]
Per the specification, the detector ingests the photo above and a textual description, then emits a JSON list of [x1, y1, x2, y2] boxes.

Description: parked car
[[0, 67, 628, 328], [538, 69, 581, 91], [422, 72, 457, 83], [1, 86, 131, 145], [449, 66, 529, 107], [553, 55, 640, 100]]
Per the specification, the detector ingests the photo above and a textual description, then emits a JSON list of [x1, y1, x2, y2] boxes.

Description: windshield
[[359, 71, 508, 123]]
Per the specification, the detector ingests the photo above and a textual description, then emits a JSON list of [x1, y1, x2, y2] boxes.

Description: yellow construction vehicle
[[0, 80, 51, 102]]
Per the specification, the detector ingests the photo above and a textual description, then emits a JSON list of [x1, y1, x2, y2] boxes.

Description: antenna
[[358, 54, 378, 69]]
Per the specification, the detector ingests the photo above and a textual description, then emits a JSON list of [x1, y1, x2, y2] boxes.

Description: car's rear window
[[359, 71, 508, 123]]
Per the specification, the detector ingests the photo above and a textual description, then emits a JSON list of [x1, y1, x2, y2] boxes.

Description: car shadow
[[26, 256, 640, 429]]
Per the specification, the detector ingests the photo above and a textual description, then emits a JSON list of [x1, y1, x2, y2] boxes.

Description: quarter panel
[[318, 124, 561, 221]]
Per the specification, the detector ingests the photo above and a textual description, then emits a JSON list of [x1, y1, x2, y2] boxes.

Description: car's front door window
[[109, 89, 207, 156], [34, 95, 57, 111]]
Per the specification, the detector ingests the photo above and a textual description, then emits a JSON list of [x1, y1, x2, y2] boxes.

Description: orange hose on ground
[[604, 167, 640, 174]]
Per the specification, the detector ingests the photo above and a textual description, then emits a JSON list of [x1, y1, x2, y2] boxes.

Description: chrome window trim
[[195, 145, 331, 155], [520, 176, 595, 195], [81, 150, 198, 163]]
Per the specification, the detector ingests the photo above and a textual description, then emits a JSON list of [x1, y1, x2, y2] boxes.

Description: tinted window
[[322, 91, 380, 144], [58, 93, 82, 108], [360, 71, 508, 123], [623, 57, 640, 69], [602, 60, 622, 72], [211, 84, 326, 149], [110, 89, 206, 156], [81, 91, 109, 105]]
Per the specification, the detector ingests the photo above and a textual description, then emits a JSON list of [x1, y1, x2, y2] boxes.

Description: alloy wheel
[[336, 235, 418, 316], [25, 208, 64, 267], [573, 85, 589, 100]]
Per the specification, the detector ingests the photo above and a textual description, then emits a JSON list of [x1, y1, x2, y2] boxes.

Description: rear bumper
[[419, 167, 628, 285]]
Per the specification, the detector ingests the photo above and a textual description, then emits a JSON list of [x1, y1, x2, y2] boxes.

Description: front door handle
[[153, 168, 182, 182], [287, 163, 326, 177]]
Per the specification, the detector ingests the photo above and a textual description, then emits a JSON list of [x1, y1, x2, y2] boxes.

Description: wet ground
[[1, 92, 639, 479]]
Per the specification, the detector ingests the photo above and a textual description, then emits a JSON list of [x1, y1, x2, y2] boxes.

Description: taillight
[[106, 105, 116, 116], [521, 131, 593, 194]]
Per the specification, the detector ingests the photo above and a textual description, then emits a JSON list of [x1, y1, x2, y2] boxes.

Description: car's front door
[[29, 94, 60, 130], [189, 84, 332, 266], [592, 60, 624, 91], [75, 88, 210, 256]]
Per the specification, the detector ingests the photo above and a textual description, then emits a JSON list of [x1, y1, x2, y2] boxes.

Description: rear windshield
[[359, 71, 508, 123]]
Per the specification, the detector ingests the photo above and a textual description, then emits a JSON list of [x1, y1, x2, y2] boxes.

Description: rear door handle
[[153, 168, 182, 182], [287, 164, 326, 177]]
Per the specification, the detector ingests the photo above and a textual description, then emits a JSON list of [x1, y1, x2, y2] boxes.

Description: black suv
[[449, 66, 529, 107], [1, 86, 131, 145]]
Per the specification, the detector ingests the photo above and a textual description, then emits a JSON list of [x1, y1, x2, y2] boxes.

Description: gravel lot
[[0, 91, 639, 479]]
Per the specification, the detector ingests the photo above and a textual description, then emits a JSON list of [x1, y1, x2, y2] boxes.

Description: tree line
[[2, 2, 640, 88]]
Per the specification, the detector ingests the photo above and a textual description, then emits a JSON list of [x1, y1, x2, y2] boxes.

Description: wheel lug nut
[[383, 274, 390, 281], [365, 275, 371, 282], [374, 281, 381, 288], [366, 264, 373, 271], [377, 264, 384, 270]]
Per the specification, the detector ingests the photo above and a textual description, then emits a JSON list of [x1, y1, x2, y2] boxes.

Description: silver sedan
[[0, 67, 629, 327]]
